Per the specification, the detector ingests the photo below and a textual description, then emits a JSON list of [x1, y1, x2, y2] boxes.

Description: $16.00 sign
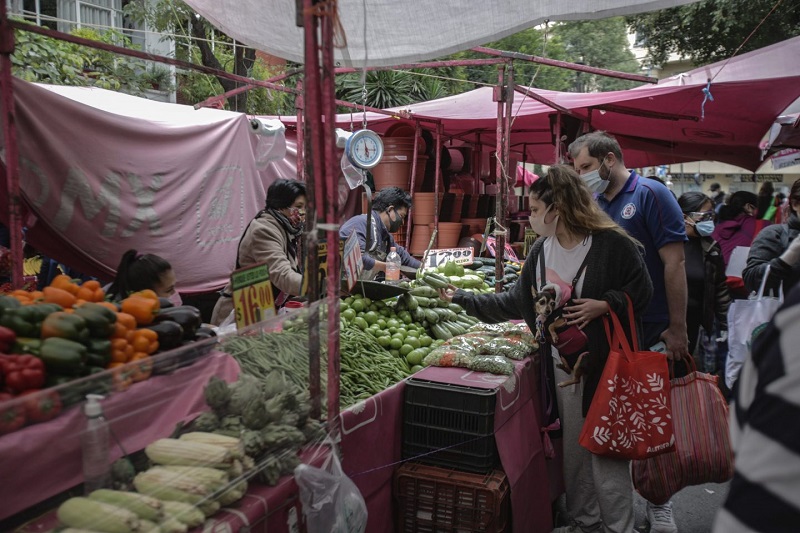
[[231, 262, 275, 329]]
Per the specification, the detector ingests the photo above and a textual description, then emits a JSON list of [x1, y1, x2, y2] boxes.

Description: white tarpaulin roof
[[182, 0, 702, 67]]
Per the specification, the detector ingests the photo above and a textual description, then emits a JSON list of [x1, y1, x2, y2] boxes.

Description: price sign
[[485, 236, 520, 262], [523, 228, 538, 257], [342, 231, 363, 291], [231, 262, 275, 329], [423, 247, 474, 270], [302, 240, 345, 297]]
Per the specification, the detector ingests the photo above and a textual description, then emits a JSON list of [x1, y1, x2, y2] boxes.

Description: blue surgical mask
[[695, 220, 715, 237], [580, 159, 610, 194]]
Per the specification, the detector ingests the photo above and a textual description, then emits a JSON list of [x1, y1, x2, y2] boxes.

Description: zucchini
[[424, 308, 440, 324], [421, 271, 450, 289], [448, 303, 464, 313], [437, 298, 450, 308], [414, 296, 433, 308], [403, 293, 419, 311], [410, 286, 438, 298], [430, 323, 453, 340]]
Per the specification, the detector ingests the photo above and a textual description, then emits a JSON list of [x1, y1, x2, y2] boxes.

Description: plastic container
[[81, 394, 111, 494], [394, 462, 510, 532], [402, 378, 499, 473], [409, 224, 433, 256], [429, 222, 465, 249], [385, 247, 400, 283]]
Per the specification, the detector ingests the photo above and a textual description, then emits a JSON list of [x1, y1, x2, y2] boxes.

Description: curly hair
[[530, 165, 640, 248]]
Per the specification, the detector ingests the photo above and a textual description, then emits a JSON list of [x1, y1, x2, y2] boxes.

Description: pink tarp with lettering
[[2, 79, 297, 292]]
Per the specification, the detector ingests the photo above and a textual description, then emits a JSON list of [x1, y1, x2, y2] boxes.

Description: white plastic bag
[[294, 447, 367, 533], [726, 265, 783, 389]]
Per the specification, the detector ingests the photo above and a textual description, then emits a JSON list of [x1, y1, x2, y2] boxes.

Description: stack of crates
[[394, 462, 510, 532], [396, 377, 509, 531]]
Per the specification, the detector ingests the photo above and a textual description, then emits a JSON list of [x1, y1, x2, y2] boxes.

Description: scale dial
[[345, 129, 384, 170]]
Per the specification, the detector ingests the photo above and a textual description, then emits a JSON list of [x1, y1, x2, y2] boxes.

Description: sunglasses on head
[[688, 211, 714, 222]]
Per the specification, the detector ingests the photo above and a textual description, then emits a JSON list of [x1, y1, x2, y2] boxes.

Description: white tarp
[[182, 0, 702, 67]]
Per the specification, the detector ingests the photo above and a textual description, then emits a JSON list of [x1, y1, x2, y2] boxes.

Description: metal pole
[[0, 1, 23, 289], [433, 123, 442, 247], [494, 64, 506, 292], [295, 79, 305, 183], [320, 0, 341, 429], [406, 121, 422, 250], [301, 0, 322, 422]]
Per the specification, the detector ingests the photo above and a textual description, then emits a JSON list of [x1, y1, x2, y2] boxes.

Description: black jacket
[[453, 229, 653, 416], [743, 213, 800, 295], [693, 238, 731, 331]]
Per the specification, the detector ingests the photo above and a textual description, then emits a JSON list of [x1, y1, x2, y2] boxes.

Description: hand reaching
[[437, 284, 458, 303]]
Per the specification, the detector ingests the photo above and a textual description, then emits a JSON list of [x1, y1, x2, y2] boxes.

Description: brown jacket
[[210, 211, 302, 324]]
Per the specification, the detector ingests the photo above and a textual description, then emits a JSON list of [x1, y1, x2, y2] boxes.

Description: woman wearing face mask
[[107, 249, 181, 305], [440, 165, 652, 533], [712, 191, 765, 267], [210, 179, 307, 325], [677, 192, 731, 359]]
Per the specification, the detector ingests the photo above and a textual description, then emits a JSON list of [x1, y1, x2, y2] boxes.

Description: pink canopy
[[349, 35, 800, 172]]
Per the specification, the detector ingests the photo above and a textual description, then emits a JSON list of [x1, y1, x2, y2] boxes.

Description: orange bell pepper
[[49, 274, 80, 295], [131, 328, 159, 355], [42, 286, 77, 309], [108, 362, 133, 391], [110, 338, 131, 364], [120, 297, 159, 326], [129, 353, 153, 382]]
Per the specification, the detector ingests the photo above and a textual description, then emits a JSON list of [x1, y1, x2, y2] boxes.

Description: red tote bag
[[578, 296, 675, 460]]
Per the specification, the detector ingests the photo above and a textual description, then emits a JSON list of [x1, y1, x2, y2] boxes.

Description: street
[[634, 481, 730, 532]]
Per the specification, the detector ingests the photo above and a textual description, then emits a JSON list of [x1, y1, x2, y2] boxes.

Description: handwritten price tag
[[302, 241, 345, 297], [523, 228, 538, 257], [343, 231, 363, 291], [231, 262, 275, 329], [485, 236, 520, 262], [423, 247, 474, 270]]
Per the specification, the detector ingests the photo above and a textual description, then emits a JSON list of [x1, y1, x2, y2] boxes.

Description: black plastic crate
[[402, 378, 499, 473]]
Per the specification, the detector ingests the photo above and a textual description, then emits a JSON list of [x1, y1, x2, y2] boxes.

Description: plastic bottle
[[82, 394, 111, 494], [385, 247, 401, 283]]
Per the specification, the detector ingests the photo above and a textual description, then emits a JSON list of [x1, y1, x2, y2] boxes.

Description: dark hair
[[372, 187, 412, 212], [265, 179, 306, 210], [677, 192, 711, 214], [717, 191, 757, 221], [567, 131, 624, 164], [107, 249, 172, 299], [790, 178, 800, 216]]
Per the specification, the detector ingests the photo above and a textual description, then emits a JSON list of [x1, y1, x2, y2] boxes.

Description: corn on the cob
[[197, 499, 220, 517], [160, 501, 205, 528], [226, 459, 244, 478], [88, 489, 163, 522], [161, 465, 229, 491], [61, 529, 109, 533], [179, 432, 244, 459], [217, 480, 248, 507], [134, 470, 208, 505], [145, 438, 232, 468], [158, 517, 188, 533], [57, 497, 140, 533]]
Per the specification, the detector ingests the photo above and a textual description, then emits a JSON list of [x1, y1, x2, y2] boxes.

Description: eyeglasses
[[689, 211, 714, 222]]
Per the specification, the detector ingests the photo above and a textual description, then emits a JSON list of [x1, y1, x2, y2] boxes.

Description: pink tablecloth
[[0, 351, 241, 521], [412, 358, 554, 533]]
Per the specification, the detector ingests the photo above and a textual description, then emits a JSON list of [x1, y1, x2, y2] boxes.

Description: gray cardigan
[[743, 213, 800, 295], [453, 229, 653, 416]]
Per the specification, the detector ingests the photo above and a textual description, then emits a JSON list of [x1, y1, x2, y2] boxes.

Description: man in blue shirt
[[340, 187, 420, 281], [570, 131, 688, 533]]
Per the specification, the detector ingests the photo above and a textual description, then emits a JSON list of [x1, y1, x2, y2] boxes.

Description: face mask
[[530, 205, 558, 237], [387, 209, 403, 233], [286, 207, 305, 229], [695, 220, 715, 237], [167, 291, 183, 307], [580, 158, 610, 194]]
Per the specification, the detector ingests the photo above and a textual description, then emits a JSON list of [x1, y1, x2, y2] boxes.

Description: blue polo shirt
[[597, 171, 687, 324]]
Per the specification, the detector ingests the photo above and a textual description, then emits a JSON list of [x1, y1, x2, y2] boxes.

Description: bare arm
[[659, 241, 689, 360]]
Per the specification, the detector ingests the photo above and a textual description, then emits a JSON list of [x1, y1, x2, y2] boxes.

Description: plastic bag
[[467, 355, 514, 375], [295, 448, 367, 533], [483, 336, 530, 360], [423, 346, 474, 368]]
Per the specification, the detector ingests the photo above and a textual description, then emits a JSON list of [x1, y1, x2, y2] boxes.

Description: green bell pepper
[[11, 337, 42, 356], [41, 312, 89, 342], [73, 303, 116, 338], [85, 338, 112, 368], [0, 295, 21, 316], [40, 337, 87, 375]]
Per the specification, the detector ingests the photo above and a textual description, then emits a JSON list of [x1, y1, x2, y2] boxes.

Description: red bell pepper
[[0, 354, 46, 393], [0, 326, 16, 353], [20, 389, 62, 423], [0, 392, 26, 434]]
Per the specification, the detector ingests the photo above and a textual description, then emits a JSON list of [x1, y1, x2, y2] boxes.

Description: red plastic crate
[[394, 462, 510, 532]]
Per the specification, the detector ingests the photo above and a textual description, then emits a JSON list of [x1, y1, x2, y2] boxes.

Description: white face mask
[[530, 205, 558, 237], [581, 159, 610, 194], [167, 291, 183, 307]]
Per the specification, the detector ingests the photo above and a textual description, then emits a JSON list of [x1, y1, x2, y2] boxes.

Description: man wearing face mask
[[569, 131, 689, 533], [340, 187, 421, 281]]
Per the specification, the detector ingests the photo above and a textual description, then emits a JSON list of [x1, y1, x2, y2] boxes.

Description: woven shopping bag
[[632, 357, 734, 504], [578, 296, 674, 460]]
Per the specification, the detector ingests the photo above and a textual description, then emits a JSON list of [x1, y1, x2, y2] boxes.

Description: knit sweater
[[453, 229, 653, 416], [743, 213, 800, 294]]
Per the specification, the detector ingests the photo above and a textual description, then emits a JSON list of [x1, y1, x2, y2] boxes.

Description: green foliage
[[11, 21, 149, 93], [626, 0, 800, 66]]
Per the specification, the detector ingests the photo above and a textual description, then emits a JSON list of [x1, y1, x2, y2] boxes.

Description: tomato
[[20, 389, 62, 424]]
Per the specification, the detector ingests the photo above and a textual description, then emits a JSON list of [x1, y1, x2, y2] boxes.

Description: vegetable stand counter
[[0, 350, 239, 522], [338, 356, 557, 533]]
